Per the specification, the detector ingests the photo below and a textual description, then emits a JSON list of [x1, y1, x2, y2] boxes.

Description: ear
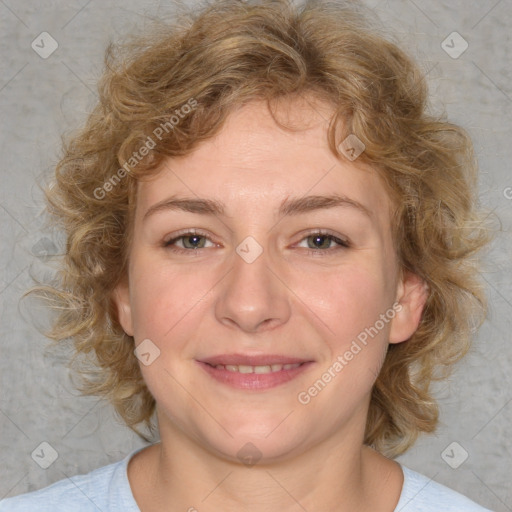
[[111, 277, 134, 337], [389, 270, 429, 344]]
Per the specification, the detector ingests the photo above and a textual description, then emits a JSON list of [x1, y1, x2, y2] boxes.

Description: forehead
[[136, 97, 393, 227]]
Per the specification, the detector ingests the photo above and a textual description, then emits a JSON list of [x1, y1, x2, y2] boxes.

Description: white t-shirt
[[0, 446, 493, 511]]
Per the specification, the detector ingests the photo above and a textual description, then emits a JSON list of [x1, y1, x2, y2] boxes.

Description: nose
[[214, 239, 291, 333]]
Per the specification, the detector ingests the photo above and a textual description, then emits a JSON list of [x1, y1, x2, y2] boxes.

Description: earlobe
[[112, 279, 134, 337], [389, 270, 429, 344]]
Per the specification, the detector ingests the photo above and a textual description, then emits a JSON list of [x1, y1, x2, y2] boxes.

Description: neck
[[129, 420, 403, 512]]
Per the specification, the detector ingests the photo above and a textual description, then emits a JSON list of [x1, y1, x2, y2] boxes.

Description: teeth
[[214, 363, 302, 373], [254, 365, 272, 374]]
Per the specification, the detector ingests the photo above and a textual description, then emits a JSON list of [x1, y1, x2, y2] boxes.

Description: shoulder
[[396, 465, 494, 512], [0, 448, 143, 512]]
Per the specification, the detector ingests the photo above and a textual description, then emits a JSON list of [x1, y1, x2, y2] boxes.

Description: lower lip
[[197, 361, 314, 390]]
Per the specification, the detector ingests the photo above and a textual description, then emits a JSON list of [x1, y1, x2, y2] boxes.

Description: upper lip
[[198, 354, 313, 366]]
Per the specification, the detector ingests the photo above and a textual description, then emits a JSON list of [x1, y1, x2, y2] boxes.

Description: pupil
[[186, 235, 202, 248], [311, 235, 328, 249]]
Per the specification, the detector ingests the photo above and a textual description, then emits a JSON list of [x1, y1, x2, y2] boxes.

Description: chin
[[199, 420, 309, 466]]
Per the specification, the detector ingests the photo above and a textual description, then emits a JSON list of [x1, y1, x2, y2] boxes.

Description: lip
[[196, 354, 315, 390], [198, 353, 311, 366]]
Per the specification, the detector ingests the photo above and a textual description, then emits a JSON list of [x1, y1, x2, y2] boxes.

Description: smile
[[212, 363, 302, 373], [197, 360, 314, 390]]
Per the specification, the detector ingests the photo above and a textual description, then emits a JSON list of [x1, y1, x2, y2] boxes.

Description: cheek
[[290, 263, 392, 345], [290, 263, 394, 403], [298, 270, 392, 399], [129, 261, 214, 343], [129, 264, 214, 401]]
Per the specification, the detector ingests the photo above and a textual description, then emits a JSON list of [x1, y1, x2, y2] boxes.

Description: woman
[[2, 0, 493, 510]]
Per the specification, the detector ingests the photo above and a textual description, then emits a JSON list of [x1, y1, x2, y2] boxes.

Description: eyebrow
[[142, 193, 372, 222]]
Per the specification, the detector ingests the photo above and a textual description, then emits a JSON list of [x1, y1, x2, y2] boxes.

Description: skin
[[113, 95, 428, 512]]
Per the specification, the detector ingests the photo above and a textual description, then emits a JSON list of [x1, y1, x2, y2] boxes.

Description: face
[[113, 96, 427, 463]]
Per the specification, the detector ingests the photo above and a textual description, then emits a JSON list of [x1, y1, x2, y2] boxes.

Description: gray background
[[0, 0, 511, 510]]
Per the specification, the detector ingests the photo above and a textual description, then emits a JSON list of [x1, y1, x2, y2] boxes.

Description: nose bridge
[[214, 234, 290, 332]]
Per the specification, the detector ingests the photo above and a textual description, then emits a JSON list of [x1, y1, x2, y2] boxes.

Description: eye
[[163, 230, 216, 253], [296, 231, 350, 255], [162, 229, 350, 255]]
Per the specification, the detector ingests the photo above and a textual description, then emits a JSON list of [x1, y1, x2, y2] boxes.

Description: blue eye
[[164, 231, 213, 251], [163, 230, 350, 255], [300, 233, 350, 251]]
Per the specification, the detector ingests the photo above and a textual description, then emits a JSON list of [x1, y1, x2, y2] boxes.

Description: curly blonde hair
[[26, 0, 490, 457]]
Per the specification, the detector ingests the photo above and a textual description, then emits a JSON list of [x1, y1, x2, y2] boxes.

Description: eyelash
[[162, 229, 350, 256]]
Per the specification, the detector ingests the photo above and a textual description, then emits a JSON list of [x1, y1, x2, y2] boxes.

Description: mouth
[[207, 362, 304, 374], [196, 354, 314, 390]]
